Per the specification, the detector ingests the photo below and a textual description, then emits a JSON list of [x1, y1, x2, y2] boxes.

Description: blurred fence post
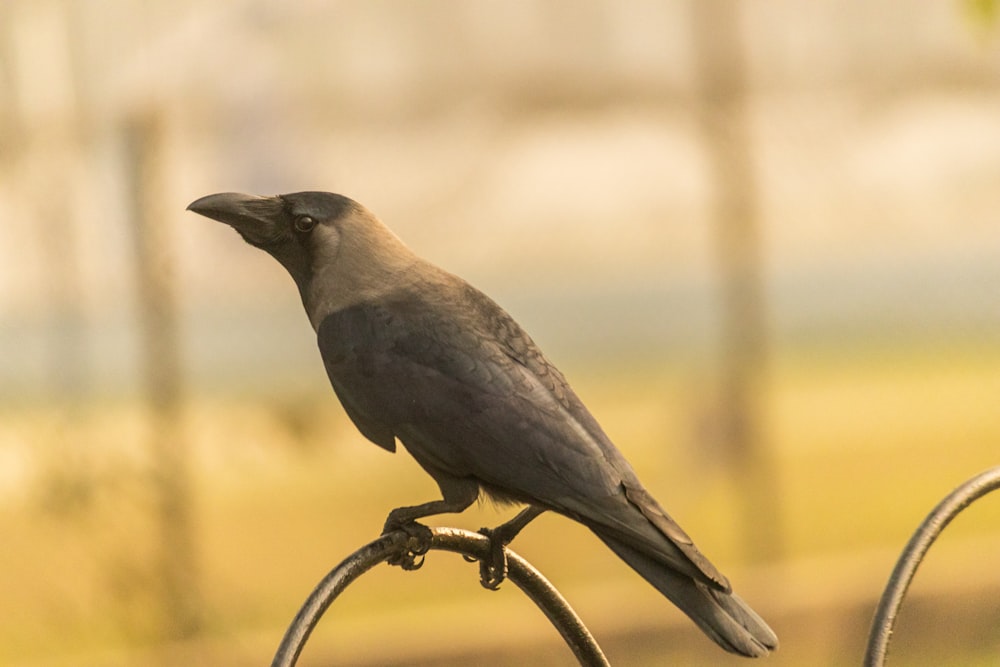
[[689, 0, 782, 562], [124, 111, 202, 640]]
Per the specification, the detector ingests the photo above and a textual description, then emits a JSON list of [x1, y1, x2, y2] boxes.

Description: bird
[[187, 190, 778, 657]]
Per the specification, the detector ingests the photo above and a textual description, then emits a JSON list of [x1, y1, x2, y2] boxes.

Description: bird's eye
[[294, 215, 316, 233]]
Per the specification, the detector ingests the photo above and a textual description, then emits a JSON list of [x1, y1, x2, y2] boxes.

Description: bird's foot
[[474, 526, 509, 590], [464, 507, 541, 589], [383, 520, 433, 571]]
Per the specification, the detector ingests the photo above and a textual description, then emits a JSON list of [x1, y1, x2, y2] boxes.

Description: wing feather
[[316, 276, 725, 587]]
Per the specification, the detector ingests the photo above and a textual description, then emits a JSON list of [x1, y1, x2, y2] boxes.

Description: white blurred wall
[[1, 0, 998, 395]]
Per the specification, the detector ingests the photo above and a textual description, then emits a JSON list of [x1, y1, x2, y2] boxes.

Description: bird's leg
[[476, 506, 545, 590], [382, 494, 476, 571]]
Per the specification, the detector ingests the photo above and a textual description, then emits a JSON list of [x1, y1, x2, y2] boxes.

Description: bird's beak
[[187, 192, 286, 246]]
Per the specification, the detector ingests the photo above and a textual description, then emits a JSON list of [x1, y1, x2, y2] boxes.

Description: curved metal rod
[[863, 465, 1000, 667], [271, 526, 610, 667]]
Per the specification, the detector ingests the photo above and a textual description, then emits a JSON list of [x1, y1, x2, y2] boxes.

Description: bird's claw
[[476, 526, 509, 590], [384, 521, 433, 571]]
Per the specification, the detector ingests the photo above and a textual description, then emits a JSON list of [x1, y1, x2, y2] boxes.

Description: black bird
[[187, 191, 778, 657]]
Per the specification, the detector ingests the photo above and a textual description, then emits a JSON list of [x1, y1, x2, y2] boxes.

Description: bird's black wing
[[317, 279, 726, 588], [316, 287, 620, 495]]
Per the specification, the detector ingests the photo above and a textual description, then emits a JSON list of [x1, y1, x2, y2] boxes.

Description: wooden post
[[689, 0, 782, 562], [124, 111, 202, 640]]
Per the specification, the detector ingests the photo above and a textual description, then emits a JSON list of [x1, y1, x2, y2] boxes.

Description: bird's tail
[[594, 531, 778, 658]]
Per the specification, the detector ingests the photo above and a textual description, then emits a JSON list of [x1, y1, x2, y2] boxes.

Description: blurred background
[[2, 1, 1000, 665]]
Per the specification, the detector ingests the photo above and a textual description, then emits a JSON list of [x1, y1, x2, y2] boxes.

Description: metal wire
[[863, 465, 1000, 667], [270, 526, 610, 667]]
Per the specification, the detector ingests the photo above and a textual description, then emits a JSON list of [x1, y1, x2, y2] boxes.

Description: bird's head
[[187, 191, 418, 328]]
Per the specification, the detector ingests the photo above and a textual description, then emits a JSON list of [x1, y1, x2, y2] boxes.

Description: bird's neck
[[302, 223, 422, 331]]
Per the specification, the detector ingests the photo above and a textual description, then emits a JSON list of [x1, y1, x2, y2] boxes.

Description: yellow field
[[2, 341, 999, 666]]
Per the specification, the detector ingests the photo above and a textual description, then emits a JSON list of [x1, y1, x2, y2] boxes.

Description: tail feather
[[595, 531, 778, 658]]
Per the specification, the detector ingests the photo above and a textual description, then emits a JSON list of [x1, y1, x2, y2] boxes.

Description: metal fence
[[270, 466, 1000, 666]]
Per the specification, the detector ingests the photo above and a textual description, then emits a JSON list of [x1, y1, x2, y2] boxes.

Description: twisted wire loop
[[864, 466, 1000, 667], [270, 526, 611, 667]]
